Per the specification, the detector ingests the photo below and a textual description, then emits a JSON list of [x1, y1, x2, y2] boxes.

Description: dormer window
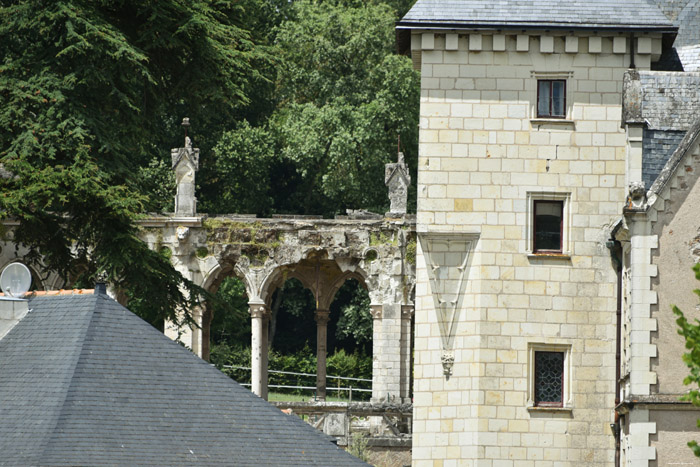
[[537, 79, 566, 118]]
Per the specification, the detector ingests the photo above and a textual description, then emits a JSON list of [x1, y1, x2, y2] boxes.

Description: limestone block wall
[[413, 31, 659, 466]]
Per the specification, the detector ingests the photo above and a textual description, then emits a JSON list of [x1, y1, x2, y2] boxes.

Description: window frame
[[533, 351, 565, 407], [533, 200, 564, 254], [526, 192, 572, 257], [536, 79, 567, 119], [527, 342, 572, 411], [529, 71, 574, 123]]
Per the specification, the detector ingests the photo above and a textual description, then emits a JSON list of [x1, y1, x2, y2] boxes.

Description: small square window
[[537, 79, 566, 118], [534, 351, 564, 407], [533, 200, 563, 253]]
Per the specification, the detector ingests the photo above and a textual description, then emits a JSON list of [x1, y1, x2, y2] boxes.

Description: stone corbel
[[441, 351, 455, 377], [626, 181, 648, 211]]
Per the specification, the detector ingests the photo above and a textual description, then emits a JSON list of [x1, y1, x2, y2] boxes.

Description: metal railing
[[221, 365, 372, 400]]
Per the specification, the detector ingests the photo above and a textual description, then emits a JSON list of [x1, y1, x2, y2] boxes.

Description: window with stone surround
[[537, 79, 566, 118], [534, 351, 564, 406], [530, 71, 573, 122], [533, 200, 563, 253], [526, 192, 572, 256], [527, 343, 572, 411]]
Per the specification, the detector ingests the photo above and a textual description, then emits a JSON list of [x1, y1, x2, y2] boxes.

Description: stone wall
[[413, 31, 660, 465]]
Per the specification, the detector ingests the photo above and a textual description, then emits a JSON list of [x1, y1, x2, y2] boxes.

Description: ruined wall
[[413, 31, 661, 466]]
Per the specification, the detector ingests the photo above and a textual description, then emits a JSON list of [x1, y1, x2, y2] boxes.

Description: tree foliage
[[673, 263, 700, 456], [201, 0, 420, 216], [0, 0, 268, 323]]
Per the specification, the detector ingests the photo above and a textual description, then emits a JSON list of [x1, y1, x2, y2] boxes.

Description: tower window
[[537, 79, 566, 118], [533, 200, 563, 253], [534, 351, 564, 407]]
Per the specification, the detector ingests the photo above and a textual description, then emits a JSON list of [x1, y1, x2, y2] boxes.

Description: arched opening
[[264, 276, 372, 402], [326, 278, 373, 401], [207, 275, 251, 364]]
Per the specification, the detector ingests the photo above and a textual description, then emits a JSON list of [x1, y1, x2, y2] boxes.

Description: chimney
[[0, 297, 29, 340]]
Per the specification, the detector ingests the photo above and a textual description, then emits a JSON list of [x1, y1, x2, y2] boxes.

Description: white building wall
[[413, 31, 659, 466]]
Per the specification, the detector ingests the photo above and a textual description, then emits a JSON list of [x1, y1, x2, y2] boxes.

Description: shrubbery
[[210, 343, 372, 399]]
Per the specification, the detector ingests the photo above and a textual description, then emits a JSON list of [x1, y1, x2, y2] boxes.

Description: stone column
[[315, 309, 330, 401], [250, 304, 270, 399], [370, 303, 402, 403], [400, 305, 414, 403]]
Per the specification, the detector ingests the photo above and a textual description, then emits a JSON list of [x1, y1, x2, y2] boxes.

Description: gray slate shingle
[[0, 294, 367, 466], [677, 45, 700, 71], [399, 0, 675, 30], [642, 129, 686, 189], [639, 71, 700, 130]]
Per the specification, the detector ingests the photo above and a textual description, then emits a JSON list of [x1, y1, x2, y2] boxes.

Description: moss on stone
[[405, 239, 416, 265], [159, 246, 173, 260]]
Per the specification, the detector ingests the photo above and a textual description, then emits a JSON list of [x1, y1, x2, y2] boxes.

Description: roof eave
[[395, 20, 677, 33]]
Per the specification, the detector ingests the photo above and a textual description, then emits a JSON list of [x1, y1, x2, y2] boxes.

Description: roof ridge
[[0, 289, 95, 297], [36, 294, 100, 462]]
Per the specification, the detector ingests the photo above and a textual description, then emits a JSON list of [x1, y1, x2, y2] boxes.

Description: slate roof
[[398, 0, 675, 31], [639, 71, 700, 130], [0, 293, 367, 466], [677, 45, 700, 71], [651, 0, 700, 48]]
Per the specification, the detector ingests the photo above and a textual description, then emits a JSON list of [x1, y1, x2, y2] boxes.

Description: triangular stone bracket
[[418, 233, 478, 377]]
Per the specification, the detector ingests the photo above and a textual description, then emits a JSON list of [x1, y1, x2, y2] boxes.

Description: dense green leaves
[[0, 0, 267, 323], [201, 0, 420, 216], [673, 263, 700, 456], [0, 0, 418, 332]]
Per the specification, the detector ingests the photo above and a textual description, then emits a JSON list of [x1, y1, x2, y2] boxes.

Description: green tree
[[0, 1, 268, 323], [270, 0, 420, 215], [673, 263, 700, 456]]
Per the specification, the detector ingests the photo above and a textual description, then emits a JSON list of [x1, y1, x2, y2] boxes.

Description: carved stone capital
[[314, 309, 330, 326], [249, 304, 269, 319], [401, 305, 414, 319], [370, 304, 383, 320]]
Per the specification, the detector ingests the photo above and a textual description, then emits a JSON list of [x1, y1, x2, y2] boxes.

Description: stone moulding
[[417, 232, 479, 377]]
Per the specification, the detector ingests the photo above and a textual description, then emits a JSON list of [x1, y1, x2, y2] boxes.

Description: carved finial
[[181, 117, 191, 146]]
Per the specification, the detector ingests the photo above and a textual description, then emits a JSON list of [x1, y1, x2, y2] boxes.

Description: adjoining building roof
[[397, 0, 676, 31], [639, 71, 700, 131], [0, 293, 367, 466], [677, 44, 700, 71]]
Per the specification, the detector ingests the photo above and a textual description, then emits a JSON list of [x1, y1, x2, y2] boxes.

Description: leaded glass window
[[534, 351, 564, 406]]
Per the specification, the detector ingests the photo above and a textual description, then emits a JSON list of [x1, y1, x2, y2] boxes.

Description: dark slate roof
[[0, 294, 367, 466], [398, 0, 675, 30], [639, 71, 700, 130], [649, 116, 700, 196], [642, 129, 686, 189]]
